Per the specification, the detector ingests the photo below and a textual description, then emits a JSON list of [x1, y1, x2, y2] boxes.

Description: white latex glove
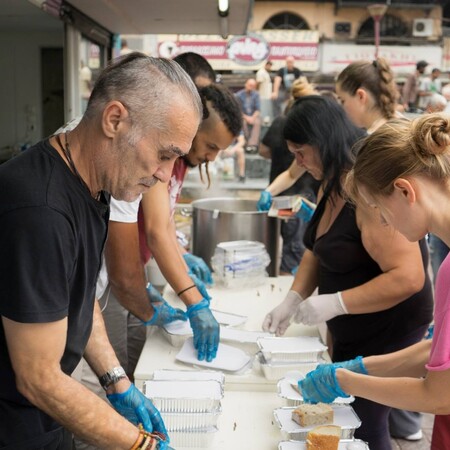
[[293, 292, 348, 326], [262, 290, 303, 336]]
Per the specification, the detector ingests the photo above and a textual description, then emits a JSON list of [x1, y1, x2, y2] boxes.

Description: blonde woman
[[299, 114, 450, 450]]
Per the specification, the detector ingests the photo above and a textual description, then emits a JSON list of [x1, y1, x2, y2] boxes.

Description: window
[[263, 12, 309, 30], [358, 14, 408, 40]]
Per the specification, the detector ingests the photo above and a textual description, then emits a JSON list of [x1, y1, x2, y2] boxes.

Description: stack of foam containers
[[144, 370, 225, 448]]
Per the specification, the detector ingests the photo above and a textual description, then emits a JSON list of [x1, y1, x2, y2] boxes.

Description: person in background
[[336, 56, 426, 442], [137, 83, 243, 361], [262, 96, 433, 450], [402, 60, 428, 111], [119, 38, 133, 55], [235, 78, 261, 153], [79, 60, 92, 113], [418, 67, 442, 110], [300, 114, 450, 450], [425, 93, 447, 113], [272, 56, 303, 117], [258, 79, 321, 274], [173, 51, 217, 87], [0, 52, 202, 450], [256, 60, 274, 125], [221, 132, 246, 182]]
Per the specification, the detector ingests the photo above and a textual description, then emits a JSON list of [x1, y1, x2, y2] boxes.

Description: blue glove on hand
[[188, 271, 212, 304], [183, 253, 213, 285], [186, 298, 220, 362], [257, 190, 272, 211], [333, 356, 368, 374], [298, 364, 350, 404], [143, 283, 187, 327], [295, 199, 315, 222], [107, 384, 169, 448]]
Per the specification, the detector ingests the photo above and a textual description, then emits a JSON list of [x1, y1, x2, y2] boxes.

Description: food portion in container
[[306, 425, 341, 450], [292, 403, 334, 427], [273, 405, 361, 441], [257, 336, 327, 363], [176, 337, 252, 373]]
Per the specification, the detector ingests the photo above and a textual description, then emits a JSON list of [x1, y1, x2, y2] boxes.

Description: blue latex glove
[[426, 324, 434, 339], [188, 271, 212, 304], [183, 253, 213, 285], [186, 298, 220, 362], [257, 190, 272, 211], [143, 283, 187, 327], [107, 384, 169, 448], [295, 199, 315, 222], [333, 356, 368, 374], [298, 364, 350, 404]]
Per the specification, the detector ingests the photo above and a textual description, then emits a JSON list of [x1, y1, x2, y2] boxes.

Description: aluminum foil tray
[[152, 369, 225, 385], [144, 380, 223, 413], [162, 406, 222, 431], [169, 427, 218, 448], [273, 405, 361, 441], [278, 439, 369, 449], [257, 336, 327, 363], [255, 352, 325, 381]]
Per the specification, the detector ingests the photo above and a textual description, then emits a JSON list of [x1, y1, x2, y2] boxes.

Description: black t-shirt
[[276, 66, 302, 91], [262, 116, 320, 201], [0, 140, 109, 446], [303, 193, 433, 360]]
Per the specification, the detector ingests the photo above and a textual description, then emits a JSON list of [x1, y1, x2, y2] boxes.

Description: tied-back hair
[[337, 57, 399, 121], [285, 77, 319, 113], [284, 95, 366, 198], [196, 84, 243, 187], [83, 52, 202, 143], [346, 114, 450, 202], [174, 52, 216, 85]]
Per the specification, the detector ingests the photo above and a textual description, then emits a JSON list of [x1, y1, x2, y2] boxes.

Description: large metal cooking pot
[[191, 197, 280, 277]]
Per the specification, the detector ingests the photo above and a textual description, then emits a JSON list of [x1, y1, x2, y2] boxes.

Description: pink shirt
[[426, 253, 450, 371]]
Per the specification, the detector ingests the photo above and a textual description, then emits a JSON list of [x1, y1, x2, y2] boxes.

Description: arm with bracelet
[[140, 181, 219, 362]]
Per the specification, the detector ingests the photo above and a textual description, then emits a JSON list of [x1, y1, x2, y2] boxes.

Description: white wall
[[0, 30, 63, 150]]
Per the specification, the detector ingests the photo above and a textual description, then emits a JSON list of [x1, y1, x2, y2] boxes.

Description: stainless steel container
[[191, 197, 281, 277]]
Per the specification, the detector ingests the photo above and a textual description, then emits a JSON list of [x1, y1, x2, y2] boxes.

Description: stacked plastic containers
[[211, 240, 271, 288], [144, 370, 225, 448]]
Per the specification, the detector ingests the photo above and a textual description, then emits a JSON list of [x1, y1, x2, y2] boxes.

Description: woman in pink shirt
[[299, 113, 450, 449]]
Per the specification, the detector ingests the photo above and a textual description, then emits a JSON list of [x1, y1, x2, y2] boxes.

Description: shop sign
[[226, 33, 270, 65]]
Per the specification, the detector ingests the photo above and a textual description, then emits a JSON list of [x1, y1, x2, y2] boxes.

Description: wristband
[[177, 284, 196, 297]]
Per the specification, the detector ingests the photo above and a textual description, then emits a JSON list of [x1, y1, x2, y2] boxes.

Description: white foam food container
[[143, 379, 223, 413], [277, 376, 355, 407], [162, 310, 248, 347], [153, 369, 225, 385], [169, 426, 218, 448], [176, 337, 252, 373], [162, 406, 222, 431], [257, 336, 327, 363], [220, 327, 273, 353], [273, 405, 361, 441], [255, 352, 325, 381], [278, 439, 369, 450]]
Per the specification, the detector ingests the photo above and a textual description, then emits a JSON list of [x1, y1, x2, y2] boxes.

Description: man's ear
[[393, 178, 416, 204], [102, 101, 129, 138]]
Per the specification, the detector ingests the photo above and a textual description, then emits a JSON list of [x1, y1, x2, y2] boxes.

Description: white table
[[133, 276, 327, 450]]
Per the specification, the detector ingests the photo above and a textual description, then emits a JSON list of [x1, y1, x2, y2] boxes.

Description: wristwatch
[[99, 366, 127, 391]]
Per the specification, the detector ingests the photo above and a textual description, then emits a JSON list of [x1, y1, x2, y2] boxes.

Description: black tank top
[[304, 192, 433, 360]]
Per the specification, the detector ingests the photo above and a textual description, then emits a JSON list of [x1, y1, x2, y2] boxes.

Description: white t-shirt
[[418, 77, 442, 109], [256, 67, 272, 100]]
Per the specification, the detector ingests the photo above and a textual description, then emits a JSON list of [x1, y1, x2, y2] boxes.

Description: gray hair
[[83, 52, 202, 143]]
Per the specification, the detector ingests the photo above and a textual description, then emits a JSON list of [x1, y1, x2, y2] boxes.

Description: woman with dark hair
[[262, 96, 433, 450]]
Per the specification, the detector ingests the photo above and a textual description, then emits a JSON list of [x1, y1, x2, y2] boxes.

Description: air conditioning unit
[[334, 22, 351, 35], [413, 18, 434, 37]]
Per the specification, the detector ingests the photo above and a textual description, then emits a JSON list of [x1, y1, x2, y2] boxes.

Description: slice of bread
[[291, 403, 334, 427], [306, 425, 341, 450]]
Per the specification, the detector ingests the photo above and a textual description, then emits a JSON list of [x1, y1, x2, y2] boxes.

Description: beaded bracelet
[[130, 426, 166, 450]]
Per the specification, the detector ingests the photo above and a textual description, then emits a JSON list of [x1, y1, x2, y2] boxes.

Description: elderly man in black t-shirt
[[271, 56, 303, 117], [0, 53, 202, 450]]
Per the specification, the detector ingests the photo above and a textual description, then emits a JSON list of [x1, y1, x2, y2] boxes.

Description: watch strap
[[99, 366, 127, 391]]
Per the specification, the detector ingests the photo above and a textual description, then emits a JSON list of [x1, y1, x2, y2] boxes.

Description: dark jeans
[[1, 427, 73, 450], [280, 217, 307, 273]]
